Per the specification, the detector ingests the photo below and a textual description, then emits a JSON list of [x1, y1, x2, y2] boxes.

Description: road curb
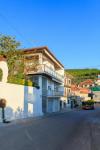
[[0, 108, 73, 127]]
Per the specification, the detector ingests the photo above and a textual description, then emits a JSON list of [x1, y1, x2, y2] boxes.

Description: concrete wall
[[0, 61, 8, 83], [0, 82, 43, 122]]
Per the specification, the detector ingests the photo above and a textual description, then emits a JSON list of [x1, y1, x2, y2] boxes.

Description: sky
[[0, 0, 100, 69]]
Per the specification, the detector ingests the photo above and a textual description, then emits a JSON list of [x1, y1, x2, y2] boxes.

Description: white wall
[[0, 82, 43, 122], [0, 61, 8, 83]]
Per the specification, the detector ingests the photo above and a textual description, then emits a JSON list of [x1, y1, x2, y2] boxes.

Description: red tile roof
[[71, 85, 79, 91], [79, 79, 94, 87], [71, 85, 90, 94]]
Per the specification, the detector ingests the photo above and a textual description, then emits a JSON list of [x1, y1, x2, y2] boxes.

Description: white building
[[0, 47, 66, 122], [24, 46, 66, 113]]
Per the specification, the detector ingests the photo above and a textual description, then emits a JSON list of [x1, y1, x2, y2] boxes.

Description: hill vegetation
[[65, 69, 100, 84]]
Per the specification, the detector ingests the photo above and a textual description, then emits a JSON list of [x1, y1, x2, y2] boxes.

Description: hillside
[[65, 69, 100, 84]]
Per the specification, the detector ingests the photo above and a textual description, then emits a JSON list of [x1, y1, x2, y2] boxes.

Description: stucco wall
[[0, 61, 8, 83], [0, 82, 43, 122]]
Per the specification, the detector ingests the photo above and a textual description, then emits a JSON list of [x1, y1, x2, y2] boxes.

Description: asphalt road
[[0, 107, 100, 150]]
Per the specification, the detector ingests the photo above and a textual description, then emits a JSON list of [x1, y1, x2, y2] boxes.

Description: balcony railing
[[25, 64, 64, 82], [48, 90, 64, 97], [42, 90, 64, 97]]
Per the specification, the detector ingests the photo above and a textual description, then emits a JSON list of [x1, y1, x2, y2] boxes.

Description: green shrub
[[24, 80, 33, 86], [82, 100, 94, 106], [8, 76, 37, 87]]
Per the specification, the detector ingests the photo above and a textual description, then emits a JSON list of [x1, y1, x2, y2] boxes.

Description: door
[[53, 99, 59, 112], [47, 100, 53, 113]]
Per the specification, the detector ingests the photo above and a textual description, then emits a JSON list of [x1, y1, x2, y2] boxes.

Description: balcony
[[25, 64, 64, 82], [42, 90, 64, 97], [48, 90, 64, 97]]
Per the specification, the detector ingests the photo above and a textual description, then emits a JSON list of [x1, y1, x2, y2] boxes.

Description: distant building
[[71, 84, 91, 101], [79, 79, 94, 88], [64, 73, 72, 97]]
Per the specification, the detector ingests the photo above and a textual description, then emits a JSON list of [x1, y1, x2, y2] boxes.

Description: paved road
[[0, 108, 100, 150]]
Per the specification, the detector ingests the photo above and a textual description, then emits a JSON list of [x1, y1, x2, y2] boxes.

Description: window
[[68, 79, 71, 85]]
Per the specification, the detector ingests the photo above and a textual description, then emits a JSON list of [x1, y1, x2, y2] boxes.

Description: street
[[0, 107, 100, 150]]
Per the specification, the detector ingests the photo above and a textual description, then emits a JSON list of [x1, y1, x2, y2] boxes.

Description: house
[[79, 79, 94, 88], [79, 87, 91, 101], [71, 84, 91, 101], [0, 47, 66, 122], [71, 84, 79, 95], [67, 85, 82, 107], [24, 46, 65, 113], [64, 73, 72, 97]]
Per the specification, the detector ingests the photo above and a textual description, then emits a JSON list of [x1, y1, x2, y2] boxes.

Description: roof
[[71, 85, 90, 94], [23, 46, 64, 68], [71, 85, 79, 91], [79, 79, 94, 87], [79, 88, 90, 94]]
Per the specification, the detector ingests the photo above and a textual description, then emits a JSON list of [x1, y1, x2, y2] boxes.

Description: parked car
[[82, 100, 94, 110]]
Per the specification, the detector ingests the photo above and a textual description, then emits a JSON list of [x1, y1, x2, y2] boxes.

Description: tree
[[0, 34, 25, 82], [0, 34, 20, 52], [0, 34, 21, 73], [0, 34, 38, 87]]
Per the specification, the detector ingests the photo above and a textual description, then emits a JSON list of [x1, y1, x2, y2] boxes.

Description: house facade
[[24, 46, 65, 113], [64, 73, 72, 97], [79, 79, 94, 88], [71, 84, 91, 101]]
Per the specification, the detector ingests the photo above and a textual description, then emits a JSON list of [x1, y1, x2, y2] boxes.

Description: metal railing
[[48, 90, 64, 96], [26, 64, 64, 82], [42, 90, 64, 97]]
